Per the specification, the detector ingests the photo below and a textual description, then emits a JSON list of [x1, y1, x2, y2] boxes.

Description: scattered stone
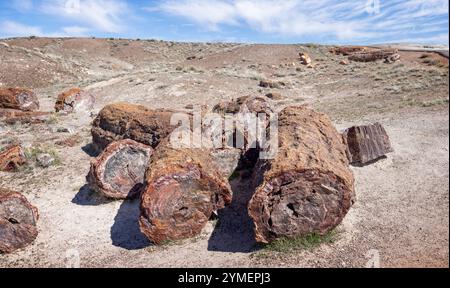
[[0, 189, 39, 254], [54, 88, 95, 113], [265, 92, 284, 100], [299, 52, 312, 65], [0, 145, 26, 172], [259, 80, 281, 89], [55, 134, 82, 147], [342, 123, 393, 165], [248, 106, 355, 243], [184, 104, 194, 109], [88, 139, 153, 199], [384, 53, 401, 64], [0, 88, 39, 111], [36, 153, 55, 168], [139, 140, 232, 244], [187, 56, 197, 60], [339, 60, 349, 65]]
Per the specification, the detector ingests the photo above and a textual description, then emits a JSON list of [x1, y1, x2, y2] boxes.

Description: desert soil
[[0, 38, 448, 267]]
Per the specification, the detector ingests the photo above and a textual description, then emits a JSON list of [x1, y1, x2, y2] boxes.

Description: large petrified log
[[139, 141, 232, 244], [348, 49, 399, 62], [87, 139, 153, 199], [329, 46, 367, 56], [342, 123, 393, 165], [0, 189, 39, 253], [55, 88, 95, 113], [0, 145, 27, 172], [248, 106, 355, 243], [91, 103, 181, 151], [0, 88, 39, 111]]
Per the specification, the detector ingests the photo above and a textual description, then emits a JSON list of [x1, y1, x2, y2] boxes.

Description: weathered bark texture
[[348, 49, 399, 62], [139, 141, 232, 244], [342, 123, 393, 165], [0, 189, 39, 253], [0, 88, 39, 111], [0, 145, 26, 172], [91, 103, 182, 151], [87, 139, 153, 199], [55, 88, 95, 113], [248, 106, 355, 243], [0, 108, 50, 124]]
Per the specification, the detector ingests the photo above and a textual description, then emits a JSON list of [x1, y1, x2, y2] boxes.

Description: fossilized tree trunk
[[87, 139, 154, 199], [0, 189, 39, 253], [248, 106, 355, 243], [0, 108, 50, 124], [342, 123, 393, 165], [348, 49, 399, 62], [139, 140, 232, 244], [91, 103, 182, 151], [0, 88, 39, 111], [55, 88, 95, 113], [0, 145, 27, 172]]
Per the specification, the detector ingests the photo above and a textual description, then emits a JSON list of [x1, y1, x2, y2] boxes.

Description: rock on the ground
[[139, 140, 232, 244], [0, 108, 50, 124], [0, 189, 39, 254], [36, 153, 55, 168], [248, 106, 355, 243], [0, 88, 39, 111], [91, 103, 183, 151], [299, 52, 312, 65], [87, 139, 153, 199], [54, 88, 95, 113], [342, 122, 393, 165], [0, 145, 26, 172]]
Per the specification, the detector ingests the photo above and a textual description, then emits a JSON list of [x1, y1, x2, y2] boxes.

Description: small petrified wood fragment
[[0, 189, 39, 253], [0, 145, 26, 172], [91, 103, 182, 151], [55, 88, 95, 113], [0, 108, 50, 124], [342, 123, 393, 165], [0, 88, 39, 111], [88, 139, 153, 199], [139, 141, 232, 244], [248, 106, 355, 243]]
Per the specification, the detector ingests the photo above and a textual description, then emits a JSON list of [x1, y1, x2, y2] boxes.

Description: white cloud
[[0, 21, 43, 37], [12, 0, 34, 12], [40, 0, 129, 33]]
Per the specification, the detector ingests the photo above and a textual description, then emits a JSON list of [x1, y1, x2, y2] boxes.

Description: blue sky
[[0, 0, 448, 44]]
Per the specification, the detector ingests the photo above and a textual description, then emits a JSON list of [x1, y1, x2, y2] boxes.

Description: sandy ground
[[0, 38, 448, 267]]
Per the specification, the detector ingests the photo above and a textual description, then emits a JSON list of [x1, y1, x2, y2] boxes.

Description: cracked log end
[[248, 105, 355, 243], [55, 88, 95, 113], [0, 189, 39, 254], [88, 139, 153, 199], [0, 88, 39, 111], [0, 145, 27, 172], [140, 145, 232, 244]]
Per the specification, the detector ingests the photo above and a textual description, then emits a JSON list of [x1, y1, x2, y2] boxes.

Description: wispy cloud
[[0, 21, 43, 37]]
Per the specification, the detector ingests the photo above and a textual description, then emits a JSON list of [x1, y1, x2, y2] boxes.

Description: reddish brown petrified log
[[139, 141, 232, 244], [348, 49, 399, 62], [55, 88, 95, 113], [329, 46, 367, 55], [0, 145, 26, 172], [0, 108, 50, 124], [248, 106, 355, 243], [0, 88, 39, 111], [87, 139, 153, 199], [342, 123, 393, 165], [0, 189, 39, 253], [91, 103, 183, 151]]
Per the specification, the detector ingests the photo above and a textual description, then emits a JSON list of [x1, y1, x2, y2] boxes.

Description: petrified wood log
[[348, 49, 399, 62], [248, 106, 355, 243], [0, 189, 39, 253], [87, 139, 153, 199], [0, 88, 39, 111], [342, 123, 393, 165], [55, 88, 95, 113], [139, 141, 232, 244], [0, 145, 26, 172], [91, 103, 182, 151], [329, 46, 367, 55], [0, 108, 50, 124]]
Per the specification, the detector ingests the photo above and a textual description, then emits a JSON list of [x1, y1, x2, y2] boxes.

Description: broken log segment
[[0, 88, 39, 111], [0, 108, 50, 124], [55, 88, 95, 113], [348, 49, 399, 62], [0, 189, 39, 254], [87, 139, 153, 199], [91, 103, 184, 152], [0, 145, 27, 172], [139, 141, 232, 244], [248, 105, 355, 243], [342, 122, 393, 165]]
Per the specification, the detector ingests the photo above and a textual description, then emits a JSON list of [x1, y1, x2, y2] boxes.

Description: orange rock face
[[0, 88, 39, 111], [54, 88, 95, 113], [248, 106, 355, 243], [87, 139, 153, 199], [0, 145, 27, 172], [0, 189, 39, 253], [139, 141, 232, 244]]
